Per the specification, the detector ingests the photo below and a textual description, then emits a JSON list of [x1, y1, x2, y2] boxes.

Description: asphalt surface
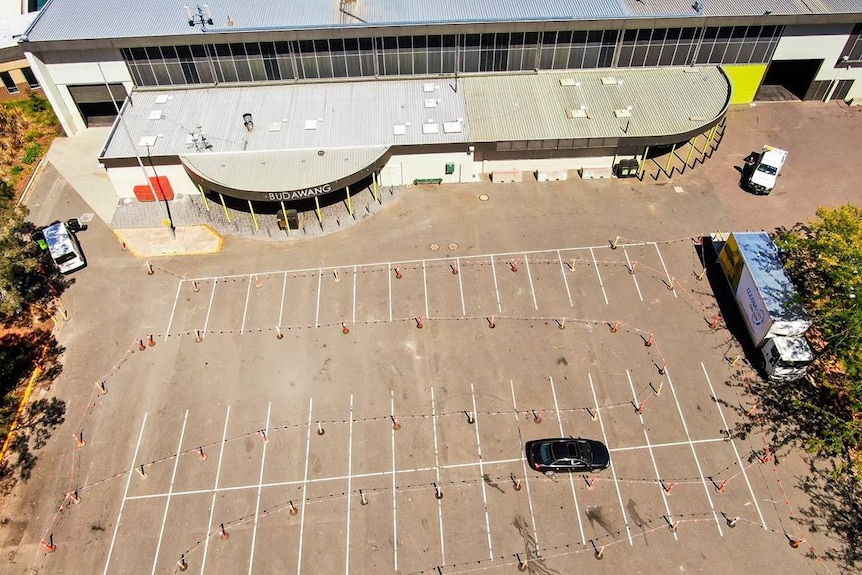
[[2, 100, 861, 575]]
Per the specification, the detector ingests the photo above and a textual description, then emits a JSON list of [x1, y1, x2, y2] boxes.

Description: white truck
[[712, 231, 814, 382], [745, 145, 787, 195]]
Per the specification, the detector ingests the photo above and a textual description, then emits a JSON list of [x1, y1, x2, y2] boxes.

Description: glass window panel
[[542, 31, 556, 44], [539, 47, 554, 69], [146, 47, 162, 60], [568, 46, 585, 68], [346, 54, 362, 77], [553, 47, 568, 69], [414, 50, 428, 74], [264, 57, 281, 80], [587, 30, 603, 45], [557, 31, 572, 44], [298, 40, 314, 53], [399, 51, 413, 74], [260, 42, 276, 56], [181, 61, 200, 83], [525, 32, 540, 45], [583, 46, 600, 68], [624, 29, 637, 43], [314, 39, 328, 53], [329, 38, 344, 52], [617, 46, 633, 67], [414, 35, 427, 49], [644, 45, 661, 67], [603, 30, 618, 44], [703, 27, 718, 40], [695, 43, 711, 64], [527, 140, 543, 150], [360, 38, 373, 51], [317, 55, 333, 78], [751, 42, 769, 63], [443, 35, 456, 48], [666, 28, 681, 42], [134, 63, 156, 86], [462, 51, 480, 72], [522, 47, 538, 69], [709, 41, 726, 63], [631, 45, 648, 66], [761, 26, 777, 39], [736, 42, 755, 63], [723, 41, 742, 63], [652, 29, 666, 43], [673, 42, 694, 65], [598, 44, 614, 67], [343, 38, 358, 52], [681, 28, 696, 40], [481, 33, 495, 49], [398, 36, 412, 49], [507, 48, 522, 71], [731, 26, 747, 40], [510, 32, 524, 46], [637, 28, 652, 42], [442, 50, 456, 73], [235, 58, 252, 81], [658, 42, 675, 66], [129, 47, 147, 60], [428, 35, 441, 48], [152, 62, 172, 85], [359, 52, 375, 75], [745, 26, 761, 39], [245, 42, 261, 56], [428, 50, 441, 73], [215, 44, 231, 57], [299, 56, 319, 79], [230, 43, 246, 57], [480, 48, 494, 71], [718, 27, 732, 40], [331, 52, 347, 77], [572, 31, 587, 44]]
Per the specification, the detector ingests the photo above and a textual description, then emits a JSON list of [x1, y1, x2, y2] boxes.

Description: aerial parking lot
[[7, 101, 861, 575]]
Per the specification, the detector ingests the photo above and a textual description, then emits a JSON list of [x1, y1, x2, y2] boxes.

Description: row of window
[[122, 26, 783, 88], [1, 68, 40, 94]]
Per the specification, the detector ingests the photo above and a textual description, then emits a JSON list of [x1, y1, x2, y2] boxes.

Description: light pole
[[141, 144, 177, 238]]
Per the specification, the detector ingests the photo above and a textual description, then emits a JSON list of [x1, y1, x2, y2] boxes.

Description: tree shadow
[[0, 329, 66, 494]]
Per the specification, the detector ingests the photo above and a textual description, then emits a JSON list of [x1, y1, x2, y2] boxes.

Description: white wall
[[107, 164, 200, 200], [379, 151, 479, 186]]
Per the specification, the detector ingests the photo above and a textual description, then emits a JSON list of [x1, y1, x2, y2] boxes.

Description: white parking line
[[202, 278, 217, 337], [388, 263, 393, 322], [430, 387, 446, 566], [241, 275, 253, 335], [509, 380, 540, 556], [622, 248, 644, 302], [653, 243, 678, 298], [556, 249, 573, 307], [352, 265, 357, 324], [524, 253, 538, 310], [422, 260, 429, 320], [248, 403, 271, 575], [470, 383, 494, 560], [610, 437, 728, 452], [102, 413, 148, 575], [315, 269, 322, 328], [548, 376, 586, 546], [589, 247, 609, 305], [199, 406, 231, 575], [663, 367, 722, 535], [490, 256, 502, 314], [589, 374, 633, 545], [296, 399, 313, 575], [164, 281, 182, 341], [626, 370, 676, 541], [390, 391, 398, 572], [345, 395, 354, 575], [150, 410, 188, 575], [278, 272, 287, 328], [701, 362, 766, 529], [456, 257, 466, 316]]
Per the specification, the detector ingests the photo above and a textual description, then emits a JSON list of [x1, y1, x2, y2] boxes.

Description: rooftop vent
[[614, 109, 633, 118], [601, 77, 620, 85], [566, 108, 588, 119], [393, 124, 407, 135], [148, 110, 163, 120]]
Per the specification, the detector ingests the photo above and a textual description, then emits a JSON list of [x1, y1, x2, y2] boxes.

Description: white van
[[42, 221, 86, 274]]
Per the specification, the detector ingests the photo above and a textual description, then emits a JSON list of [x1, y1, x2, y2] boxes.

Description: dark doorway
[[68, 84, 127, 127], [756, 59, 822, 101]]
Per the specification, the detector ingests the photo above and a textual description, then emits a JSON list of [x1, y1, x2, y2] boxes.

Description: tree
[[0, 186, 44, 319], [775, 204, 862, 477]]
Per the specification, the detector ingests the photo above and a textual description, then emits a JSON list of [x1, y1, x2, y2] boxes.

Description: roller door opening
[[68, 84, 127, 127]]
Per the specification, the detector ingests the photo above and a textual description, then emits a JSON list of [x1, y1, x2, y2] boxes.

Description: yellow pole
[[664, 143, 676, 174], [314, 196, 322, 225], [248, 200, 259, 231], [685, 138, 696, 167], [346, 185, 353, 217], [372, 172, 379, 203], [219, 193, 231, 223], [279, 200, 287, 230], [706, 125, 717, 149], [197, 184, 209, 210], [637, 146, 649, 178]]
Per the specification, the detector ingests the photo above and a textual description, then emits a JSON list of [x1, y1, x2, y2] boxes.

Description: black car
[[526, 438, 610, 473]]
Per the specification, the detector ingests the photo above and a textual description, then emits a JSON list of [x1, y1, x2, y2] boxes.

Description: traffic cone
[[147, 334, 156, 347]]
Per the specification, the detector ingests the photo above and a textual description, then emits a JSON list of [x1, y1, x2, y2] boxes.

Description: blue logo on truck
[[745, 286, 765, 325]]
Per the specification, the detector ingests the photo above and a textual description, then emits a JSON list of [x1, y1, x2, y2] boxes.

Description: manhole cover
[[429, 243, 440, 251], [448, 242, 459, 251], [80, 213, 95, 223], [479, 194, 489, 201]]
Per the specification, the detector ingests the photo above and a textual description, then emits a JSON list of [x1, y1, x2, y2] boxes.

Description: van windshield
[[55, 252, 77, 264]]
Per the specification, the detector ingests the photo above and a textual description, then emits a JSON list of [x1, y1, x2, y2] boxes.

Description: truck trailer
[[711, 231, 814, 382]]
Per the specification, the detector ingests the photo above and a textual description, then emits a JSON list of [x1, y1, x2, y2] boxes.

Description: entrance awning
[[181, 146, 391, 202]]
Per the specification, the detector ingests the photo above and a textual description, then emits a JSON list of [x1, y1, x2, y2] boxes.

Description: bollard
[[587, 407, 598, 422], [73, 432, 85, 448], [592, 541, 604, 560], [635, 398, 648, 415], [709, 314, 721, 329], [146, 261, 154, 275], [258, 429, 268, 443], [41, 535, 57, 553], [147, 334, 156, 347], [67, 490, 81, 505], [557, 318, 566, 330], [342, 322, 350, 335], [254, 275, 262, 288], [510, 260, 518, 272], [517, 553, 528, 572], [658, 361, 667, 375], [434, 483, 443, 500], [465, 411, 475, 425], [661, 480, 676, 494], [121, 242, 128, 252], [715, 478, 728, 492], [333, 270, 340, 283], [788, 536, 805, 549], [192, 281, 200, 293], [359, 489, 369, 506], [138, 339, 146, 351], [289, 500, 299, 516], [394, 267, 403, 279], [487, 315, 496, 329], [96, 380, 107, 395], [583, 475, 597, 490], [568, 258, 577, 271], [722, 512, 739, 528], [450, 263, 459, 275], [220, 523, 229, 540], [644, 334, 654, 347], [317, 422, 325, 436], [653, 381, 664, 396], [610, 236, 620, 250], [696, 268, 707, 281], [177, 555, 188, 571], [728, 354, 741, 367], [391, 415, 401, 431], [276, 326, 284, 340], [136, 464, 147, 478], [511, 473, 522, 491], [667, 519, 679, 533], [666, 277, 675, 290], [628, 261, 638, 275], [198, 446, 207, 461], [415, 317, 424, 329], [745, 401, 759, 417], [532, 410, 543, 423], [194, 329, 203, 343], [610, 321, 620, 333]]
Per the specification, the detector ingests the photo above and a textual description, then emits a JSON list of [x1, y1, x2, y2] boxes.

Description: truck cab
[[760, 336, 815, 383], [746, 145, 787, 195]]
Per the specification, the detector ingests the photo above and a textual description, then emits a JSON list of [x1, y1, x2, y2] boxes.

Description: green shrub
[[23, 143, 42, 164], [10, 166, 22, 176]]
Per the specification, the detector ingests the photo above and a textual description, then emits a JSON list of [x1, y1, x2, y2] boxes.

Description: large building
[[18, 0, 862, 235]]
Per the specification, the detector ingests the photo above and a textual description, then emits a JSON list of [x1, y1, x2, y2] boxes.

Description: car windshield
[[757, 164, 777, 176], [55, 252, 77, 264], [539, 443, 553, 463], [551, 440, 590, 463]]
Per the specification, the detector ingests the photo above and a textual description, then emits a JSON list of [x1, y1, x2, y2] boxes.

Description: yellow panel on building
[[722, 64, 768, 104]]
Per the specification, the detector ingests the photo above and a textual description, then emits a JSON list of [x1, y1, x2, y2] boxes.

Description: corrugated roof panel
[[355, 0, 626, 23], [621, 0, 818, 16], [462, 67, 729, 142]]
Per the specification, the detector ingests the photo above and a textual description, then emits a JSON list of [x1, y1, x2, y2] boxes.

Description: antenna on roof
[[184, 4, 214, 31], [692, 0, 703, 13]]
